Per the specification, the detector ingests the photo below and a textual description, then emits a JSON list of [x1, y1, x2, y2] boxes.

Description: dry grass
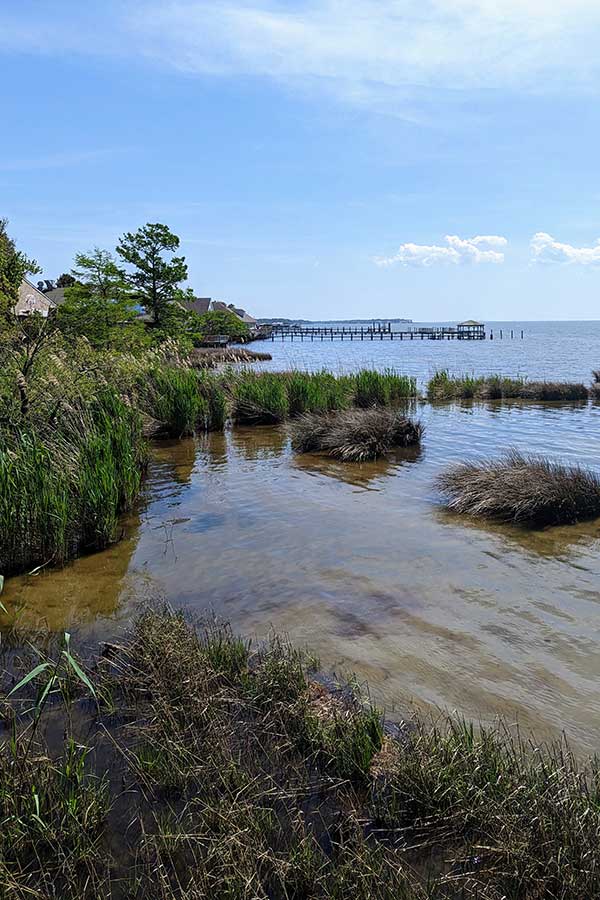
[[190, 347, 272, 368], [290, 407, 423, 461], [436, 450, 600, 526]]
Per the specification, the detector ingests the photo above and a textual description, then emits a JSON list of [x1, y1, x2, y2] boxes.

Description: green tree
[[57, 249, 144, 350], [193, 309, 250, 343], [116, 223, 188, 327], [56, 272, 76, 288], [0, 218, 41, 326]]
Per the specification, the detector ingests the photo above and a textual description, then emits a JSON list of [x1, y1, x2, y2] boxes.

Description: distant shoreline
[[257, 317, 413, 325]]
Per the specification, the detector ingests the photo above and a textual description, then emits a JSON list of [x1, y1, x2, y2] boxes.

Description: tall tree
[[56, 272, 76, 288], [0, 218, 40, 325], [57, 249, 142, 350], [116, 223, 187, 327]]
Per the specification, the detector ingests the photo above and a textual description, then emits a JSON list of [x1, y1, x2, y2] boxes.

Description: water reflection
[[1, 512, 142, 633], [228, 425, 287, 460], [293, 443, 423, 488], [2, 399, 600, 756], [435, 506, 600, 560]]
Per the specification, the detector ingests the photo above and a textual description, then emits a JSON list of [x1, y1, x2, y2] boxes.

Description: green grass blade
[[7, 662, 51, 697]]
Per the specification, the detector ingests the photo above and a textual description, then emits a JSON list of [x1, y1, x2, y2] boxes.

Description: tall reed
[[353, 368, 417, 406], [0, 390, 145, 574]]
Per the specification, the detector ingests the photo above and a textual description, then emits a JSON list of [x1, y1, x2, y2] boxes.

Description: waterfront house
[[14, 280, 57, 318]]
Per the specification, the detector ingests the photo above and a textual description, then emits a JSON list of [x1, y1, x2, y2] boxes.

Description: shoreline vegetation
[[1, 331, 599, 576], [427, 370, 591, 402], [2, 608, 600, 899]]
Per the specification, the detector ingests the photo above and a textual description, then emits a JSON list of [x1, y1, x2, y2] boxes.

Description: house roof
[[43, 287, 67, 306], [458, 319, 484, 326], [180, 297, 211, 316], [15, 280, 57, 317]]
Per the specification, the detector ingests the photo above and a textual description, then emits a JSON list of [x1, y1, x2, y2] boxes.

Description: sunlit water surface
[[5, 397, 600, 755]]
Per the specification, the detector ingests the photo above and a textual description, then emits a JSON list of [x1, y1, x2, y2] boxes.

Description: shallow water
[[4, 398, 600, 755], [257, 319, 600, 385]]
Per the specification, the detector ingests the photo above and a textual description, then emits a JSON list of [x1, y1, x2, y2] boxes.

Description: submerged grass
[[436, 450, 600, 526], [290, 407, 423, 461], [427, 370, 589, 402], [2, 609, 600, 898]]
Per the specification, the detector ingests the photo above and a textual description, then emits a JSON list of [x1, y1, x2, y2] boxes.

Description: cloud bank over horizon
[[374, 235, 508, 267]]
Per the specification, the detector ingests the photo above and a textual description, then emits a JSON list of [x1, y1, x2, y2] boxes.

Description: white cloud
[[530, 232, 600, 265], [126, 0, 600, 105], [374, 234, 507, 267]]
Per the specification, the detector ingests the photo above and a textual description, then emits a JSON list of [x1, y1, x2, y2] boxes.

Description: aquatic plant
[[230, 370, 290, 423], [0, 390, 145, 574], [436, 450, 600, 526], [427, 371, 589, 402], [353, 368, 417, 407], [138, 365, 205, 437], [286, 370, 353, 416], [290, 407, 423, 461]]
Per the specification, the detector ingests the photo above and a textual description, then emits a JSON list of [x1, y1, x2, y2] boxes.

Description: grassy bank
[[229, 368, 417, 423], [2, 609, 600, 899], [0, 389, 146, 575], [427, 370, 590, 401], [0, 339, 417, 576]]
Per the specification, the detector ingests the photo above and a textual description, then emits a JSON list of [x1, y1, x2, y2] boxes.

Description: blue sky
[[2, 1, 600, 320]]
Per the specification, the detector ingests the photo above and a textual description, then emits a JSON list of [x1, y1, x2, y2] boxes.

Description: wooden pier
[[265, 321, 524, 343]]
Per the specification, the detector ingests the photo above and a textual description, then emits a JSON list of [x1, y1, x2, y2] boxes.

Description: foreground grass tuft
[[290, 407, 423, 461], [436, 450, 600, 526], [3, 609, 600, 898]]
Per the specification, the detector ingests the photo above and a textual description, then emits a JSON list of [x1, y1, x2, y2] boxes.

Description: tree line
[[0, 219, 250, 350]]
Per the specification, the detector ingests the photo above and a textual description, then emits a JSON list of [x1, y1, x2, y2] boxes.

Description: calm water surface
[[4, 394, 600, 755]]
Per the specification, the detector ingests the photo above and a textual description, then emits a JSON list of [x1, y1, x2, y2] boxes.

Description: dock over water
[[265, 321, 522, 342]]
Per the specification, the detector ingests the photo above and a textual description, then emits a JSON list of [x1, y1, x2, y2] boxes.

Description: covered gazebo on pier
[[457, 320, 485, 340]]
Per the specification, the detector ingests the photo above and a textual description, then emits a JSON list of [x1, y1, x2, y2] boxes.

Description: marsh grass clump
[[286, 370, 353, 416], [0, 390, 145, 574], [139, 365, 206, 437], [190, 346, 273, 368], [353, 368, 417, 407], [436, 450, 600, 526], [370, 716, 600, 899], [290, 407, 423, 461], [427, 371, 589, 402], [230, 370, 290, 423]]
